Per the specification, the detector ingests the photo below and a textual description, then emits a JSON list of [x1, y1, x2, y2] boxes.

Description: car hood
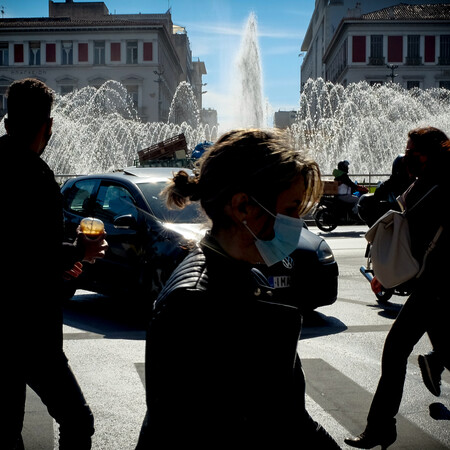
[[162, 222, 209, 242]]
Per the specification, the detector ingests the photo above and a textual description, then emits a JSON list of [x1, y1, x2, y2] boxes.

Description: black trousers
[[5, 350, 94, 450], [367, 282, 449, 429]]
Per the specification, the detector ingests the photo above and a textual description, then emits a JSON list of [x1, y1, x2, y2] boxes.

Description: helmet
[[337, 160, 350, 173]]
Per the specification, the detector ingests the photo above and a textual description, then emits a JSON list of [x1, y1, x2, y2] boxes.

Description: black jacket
[[137, 235, 340, 449], [405, 177, 449, 293], [1, 134, 83, 350]]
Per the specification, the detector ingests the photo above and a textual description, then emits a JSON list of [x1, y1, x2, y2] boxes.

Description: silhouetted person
[[2, 78, 107, 449]]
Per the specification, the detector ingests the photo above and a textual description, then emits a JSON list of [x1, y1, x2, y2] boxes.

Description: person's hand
[[76, 229, 109, 263], [63, 261, 83, 280]]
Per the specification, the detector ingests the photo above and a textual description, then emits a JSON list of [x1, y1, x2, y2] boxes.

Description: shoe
[[418, 353, 442, 397], [344, 427, 396, 449]]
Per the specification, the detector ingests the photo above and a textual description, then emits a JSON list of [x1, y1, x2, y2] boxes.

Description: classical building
[[0, 0, 209, 123], [301, 1, 450, 90]]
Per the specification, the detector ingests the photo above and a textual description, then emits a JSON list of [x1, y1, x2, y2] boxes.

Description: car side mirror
[[114, 214, 138, 229]]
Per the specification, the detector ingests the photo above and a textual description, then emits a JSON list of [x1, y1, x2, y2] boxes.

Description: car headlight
[[317, 240, 335, 263]]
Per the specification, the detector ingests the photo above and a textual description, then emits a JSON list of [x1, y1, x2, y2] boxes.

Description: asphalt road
[[22, 225, 449, 449]]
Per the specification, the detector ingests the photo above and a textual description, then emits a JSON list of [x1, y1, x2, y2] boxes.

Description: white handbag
[[365, 185, 442, 289]]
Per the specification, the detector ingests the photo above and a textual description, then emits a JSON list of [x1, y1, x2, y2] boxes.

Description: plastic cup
[[80, 217, 104, 238]]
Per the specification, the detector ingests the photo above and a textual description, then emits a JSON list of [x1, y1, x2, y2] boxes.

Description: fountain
[[289, 78, 450, 175], [15, 80, 217, 175], [0, 13, 449, 177], [232, 12, 266, 129]]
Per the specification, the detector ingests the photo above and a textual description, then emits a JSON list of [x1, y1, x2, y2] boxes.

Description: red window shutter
[[424, 36, 435, 63], [46, 43, 56, 62], [111, 42, 121, 61], [352, 36, 366, 62], [14, 44, 24, 63], [388, 36, 403, 62], [143, 42, 153, 61], [78, 43, 88, 62]]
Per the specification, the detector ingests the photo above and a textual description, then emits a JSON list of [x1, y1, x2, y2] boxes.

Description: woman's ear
[[229, 192, 251, 222]]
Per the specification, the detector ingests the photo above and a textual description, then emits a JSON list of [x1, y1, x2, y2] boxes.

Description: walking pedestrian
[[2, 78, 108, 449], [135, 128, 341, 449], [345, 126, 450, 449]]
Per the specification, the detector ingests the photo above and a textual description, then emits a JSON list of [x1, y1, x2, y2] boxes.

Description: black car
[[61, 167, 338, 311]]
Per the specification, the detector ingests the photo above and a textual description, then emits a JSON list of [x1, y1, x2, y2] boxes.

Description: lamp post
[[386, 64, 398, 83]]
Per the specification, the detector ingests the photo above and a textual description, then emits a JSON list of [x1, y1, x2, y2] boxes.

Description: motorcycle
[[313, 194, 366, 232]]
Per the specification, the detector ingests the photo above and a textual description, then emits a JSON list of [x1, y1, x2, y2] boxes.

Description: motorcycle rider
[[333, 160, 368, 214]]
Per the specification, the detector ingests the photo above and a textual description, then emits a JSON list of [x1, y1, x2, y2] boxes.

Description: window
[[352, 36, 366, 63], [143, 42, 153, 61], [111, 42, 121, 62], [388, 36, 403, 63], [78, 43, 88, 62], [29, 41, 41, 65], [406, 36, 421, 65], [62, 41, 73, 65], [425, 36, 435, 63], [46, 43, 56, 63], [0, 84, 7, 116], [439, 35, 450, 65], [0, 42, 8, 66], [95, 183, 138, 222], [14, 44, 24, 63], [407, 81, 420, 90], [369, 35, 384, 65], [126, 41, 138, 64], [94, 41, 105, 65], [64, 179, 98, 215]]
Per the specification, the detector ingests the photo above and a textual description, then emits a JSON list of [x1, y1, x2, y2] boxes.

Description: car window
[[95, 183, 138, 223], [138, 181, 206, 224], [64, 179, 98, 215]]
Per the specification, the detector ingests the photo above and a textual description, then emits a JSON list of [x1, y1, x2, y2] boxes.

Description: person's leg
[[4, 371, 26, 450], [27, 352, 94, 450], [346, 289, 428, 448], [419, 294, 450, 396]]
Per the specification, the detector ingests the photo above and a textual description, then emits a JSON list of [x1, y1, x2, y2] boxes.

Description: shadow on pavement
[[63, 291, 148, 339], [300, 310, 347, 340], [313, 230, 367, 239]]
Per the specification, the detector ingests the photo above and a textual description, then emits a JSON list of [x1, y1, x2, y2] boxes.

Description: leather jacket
[[137, 235, 339, 449]]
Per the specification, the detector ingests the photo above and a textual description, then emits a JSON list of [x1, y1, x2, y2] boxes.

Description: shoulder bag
[[365, 185, 443, 289]]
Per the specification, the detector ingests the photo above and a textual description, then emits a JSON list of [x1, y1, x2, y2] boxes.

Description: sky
[[5, 0, 316, 128]]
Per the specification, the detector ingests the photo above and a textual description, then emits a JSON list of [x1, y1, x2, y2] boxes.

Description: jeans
[[367, 281, 449, 429]]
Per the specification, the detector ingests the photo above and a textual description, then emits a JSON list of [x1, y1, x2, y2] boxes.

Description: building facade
[[273, 110, 298, 129], [301, 1, 450, 90], [0, 0, 208, 123]]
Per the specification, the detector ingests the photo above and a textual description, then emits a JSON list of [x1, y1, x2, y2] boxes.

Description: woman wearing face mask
[[135, 129, 341, 449], [345, 126, 450, 449]]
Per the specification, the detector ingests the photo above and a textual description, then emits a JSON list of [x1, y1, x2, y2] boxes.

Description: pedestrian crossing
[[22, 339, 449, 449]]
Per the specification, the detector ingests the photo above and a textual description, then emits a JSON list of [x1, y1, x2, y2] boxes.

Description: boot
[[344, 425, 396, 449]]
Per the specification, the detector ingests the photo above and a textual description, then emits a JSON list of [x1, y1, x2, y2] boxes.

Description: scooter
[[313, 194, 365, 232], [359, 243, 413, 304], [357, 193, 413, 304]]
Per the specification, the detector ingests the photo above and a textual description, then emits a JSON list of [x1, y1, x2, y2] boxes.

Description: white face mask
[[243, 199, 303, 267]]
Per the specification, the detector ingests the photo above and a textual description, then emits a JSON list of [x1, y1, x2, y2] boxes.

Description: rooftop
[[360, 3, 450, 21]]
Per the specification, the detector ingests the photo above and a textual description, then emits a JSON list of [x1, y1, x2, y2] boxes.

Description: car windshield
[[138, 181, 207, 224]]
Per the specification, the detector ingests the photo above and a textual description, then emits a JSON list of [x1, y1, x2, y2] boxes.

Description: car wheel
[[314, 208, 338, 232]]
